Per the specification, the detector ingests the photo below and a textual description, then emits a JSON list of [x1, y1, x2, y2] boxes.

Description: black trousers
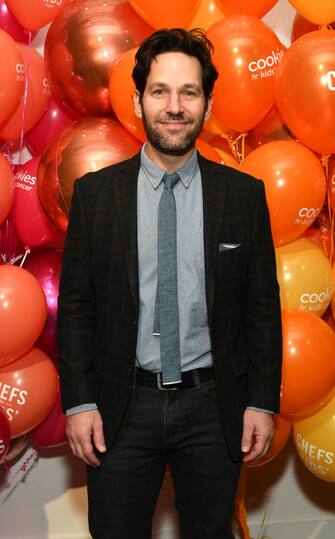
[[87, 377, 242, 538]]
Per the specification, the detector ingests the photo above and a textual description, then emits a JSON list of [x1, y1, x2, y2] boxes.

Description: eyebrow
[[148, 82, 202, 91]]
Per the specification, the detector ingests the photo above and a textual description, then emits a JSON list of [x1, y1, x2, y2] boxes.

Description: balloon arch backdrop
[[0, 0, 335, 536]]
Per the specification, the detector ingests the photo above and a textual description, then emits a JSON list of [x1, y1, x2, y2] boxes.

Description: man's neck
[[144, 143, 195, 172]]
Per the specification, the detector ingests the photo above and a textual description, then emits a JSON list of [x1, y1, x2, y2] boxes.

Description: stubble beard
[[141, 109, 206, 157]]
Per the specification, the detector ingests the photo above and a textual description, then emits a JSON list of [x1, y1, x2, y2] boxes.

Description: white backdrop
[[2, 1, 335, 538]]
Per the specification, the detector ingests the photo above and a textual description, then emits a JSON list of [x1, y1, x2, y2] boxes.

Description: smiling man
[[57, 28, 282, 539]]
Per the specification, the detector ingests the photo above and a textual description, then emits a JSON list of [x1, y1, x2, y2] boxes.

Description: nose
[[166, 91, 183, 115]]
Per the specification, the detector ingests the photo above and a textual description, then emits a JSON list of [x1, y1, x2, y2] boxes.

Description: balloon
[[109, 48, 146, 142], [0, 348, 58, 437], [294, 391, 335, 482], [323, 306, 335, 333], [276, 30, 335, 155], [328, 158, 335, 215], [246, 415, 291, 467], [25, 96, 81, 156], [280, 310, 335, 419], [198, 136, 239, 168], [0, 405, 10, 461], [196, 139, 224, 164], [276, 238, 334, 317], [187, 0, 227, 31], [0, 213, 24, 264], [247, 105, 293, 151], [37, 117, 141, 234], [0, 434, 28, 464], [0, 0, 33, 43], [216, 0, 277, 18], [32, 393, 66, 448], [23, 249, 62, 361], [208, 16, 285, 132], [45, 0, 153, 117], [129, 0, 200, 28], [0, 44, 51, 142], [0, 29, 25, 127], [5, 0, 70, 31], [0, 152, 15, 227], [0, 265, 47, 366], [12, 156, 64, 250], [240, 140, 326, 246], [288, 0, 335, 26], [291, 13, 335, 43]]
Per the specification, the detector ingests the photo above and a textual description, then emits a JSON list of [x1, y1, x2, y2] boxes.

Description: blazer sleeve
[[57, 179, 97, 411], [244, 180, 282, 413]]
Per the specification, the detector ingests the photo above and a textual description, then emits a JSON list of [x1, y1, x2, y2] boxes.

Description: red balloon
[[12, 156, 64, 250], [32, 392, 67, 448], [0, 348, 58, 437], [24, 249, 62, 361], [280, 310, 335, 419], [0, 405, 10, 461], [6, 0, 71, 32], [0, 0, 33, 43], [0, 265, 47, 366], [0, 44, 51, 142], [276, 30, 335, 155], [25, 97, 80, 155], [0, 152, 15, 227], [0, 28, 25, 127], [37, 118, 141, 234], [45, 0, 153, 117], [0, 213, 24, 264], [216, 0, 278, 18], [208, 16, 285, 132]]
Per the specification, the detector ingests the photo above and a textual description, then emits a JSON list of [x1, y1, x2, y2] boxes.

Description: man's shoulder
[[198, 153, 263, 192]]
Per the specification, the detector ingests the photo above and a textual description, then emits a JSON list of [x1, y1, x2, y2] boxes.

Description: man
[[57, 28, 282, 539]]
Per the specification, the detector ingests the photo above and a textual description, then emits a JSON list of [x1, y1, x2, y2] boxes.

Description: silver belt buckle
[[157, 373, 178, 391]]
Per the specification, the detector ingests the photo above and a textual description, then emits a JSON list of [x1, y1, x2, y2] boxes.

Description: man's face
[[134, 52, 212, 156]]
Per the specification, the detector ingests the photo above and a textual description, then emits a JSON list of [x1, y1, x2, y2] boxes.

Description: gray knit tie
[[153, 172, 181, 384]]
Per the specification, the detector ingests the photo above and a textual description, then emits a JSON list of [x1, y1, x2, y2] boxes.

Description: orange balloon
[[280, 310, 335, 419], [0, 29, 25, 127], [6, 0, 71, 31], [129, 0, 200, 28], [328, 158, 335, 214], [288, 0, 335, 26], [109, 48, 146, 142], [187, 0, 227, 31], [216, 0, 277, 18], [246, 415, 291, 467], [276, 30, 335, 155], [196, 139, 224, 164], [45, 0, 153, 117], [0, 348, 58, 438], [0, 152, 15, 227], [294, 391, 335, 482], [37, 118, 141, 234], [208, 16, 285, 132], [0, 44, 50, 142], [202, 135, 240, 168], [0, 265, 47, 366], [240, 140, 326, 246], [291, 13, 335, 43], [248, 105, 293, 151], [323, 306, 335, 333]]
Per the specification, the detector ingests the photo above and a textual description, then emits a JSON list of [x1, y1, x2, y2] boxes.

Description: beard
[[141, 109, 206, 156]]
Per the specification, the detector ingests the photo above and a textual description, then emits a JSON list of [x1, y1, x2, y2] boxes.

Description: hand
[[241, 409, 274, 463], [66, 409, 106, 466]]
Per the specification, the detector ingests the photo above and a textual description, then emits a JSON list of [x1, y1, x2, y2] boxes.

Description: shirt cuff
[[66, 403, 98, 416], [246, 406, 274, 414]]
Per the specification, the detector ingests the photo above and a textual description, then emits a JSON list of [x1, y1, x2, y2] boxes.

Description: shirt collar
[[140, 144, 198, 189]]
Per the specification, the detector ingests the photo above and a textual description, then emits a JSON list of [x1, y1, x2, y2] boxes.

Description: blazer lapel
[[112, 153, 140, 317], [198, 154, 227, 325]]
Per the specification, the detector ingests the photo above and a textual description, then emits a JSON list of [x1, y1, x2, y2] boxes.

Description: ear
[[204, 95, 213, 121], [133, 90, 142, 118]]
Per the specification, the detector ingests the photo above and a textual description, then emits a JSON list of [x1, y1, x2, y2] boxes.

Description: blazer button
[[133, 320, 137, 326]]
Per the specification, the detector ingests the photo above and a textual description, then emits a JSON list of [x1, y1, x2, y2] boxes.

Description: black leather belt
[[135, 367, 214, 391]]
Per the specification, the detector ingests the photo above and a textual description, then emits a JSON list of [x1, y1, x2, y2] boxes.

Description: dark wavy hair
[[132, 28, 219, 102]]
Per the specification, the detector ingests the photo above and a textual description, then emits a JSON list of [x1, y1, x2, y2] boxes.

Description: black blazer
[[57, 152, 282, 461]]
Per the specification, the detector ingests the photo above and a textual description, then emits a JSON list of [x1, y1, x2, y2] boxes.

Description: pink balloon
[[32, 392, 67, 448], [24, 249, 62, 361], [12, 156, 64, 249], [26, 96, 81, 156], [0, 405, 10, 461], [0, 212, 24, 264], [0, 0, 33, 43]]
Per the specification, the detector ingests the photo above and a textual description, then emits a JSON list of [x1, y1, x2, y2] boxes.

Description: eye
[[152, 88, 165, 96]]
